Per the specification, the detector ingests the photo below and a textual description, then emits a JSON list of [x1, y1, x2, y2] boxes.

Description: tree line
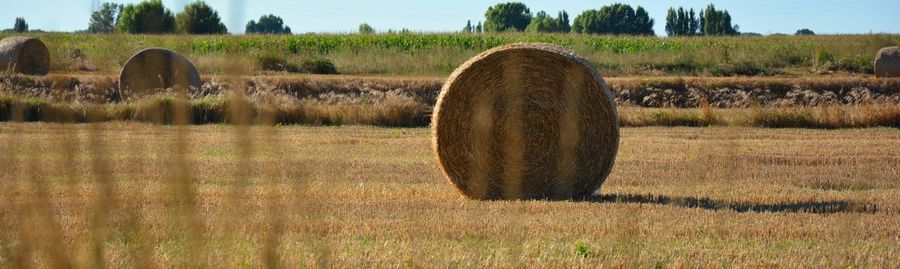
[[84, 0, 290, 35], [4, 1, 816, 36], [469, 2, 742, 36]]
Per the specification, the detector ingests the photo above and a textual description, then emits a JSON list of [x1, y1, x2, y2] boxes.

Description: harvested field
[[0, 123, 898, 267]]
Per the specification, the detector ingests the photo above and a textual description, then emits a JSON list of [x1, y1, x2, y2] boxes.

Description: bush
[[815, 51, 836, 71], [712, 61, 768, 76], [116, 0, 175, 34], [175, 1, 227, 34], [574, 241, 591, 258], [300, 58, 337, 74], [749, 108, 820, 128], [256, 55, 298, 72], [245, 14, 291, 35]]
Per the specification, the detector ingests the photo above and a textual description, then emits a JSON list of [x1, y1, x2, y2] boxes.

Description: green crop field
[[3, 33, 898, 76]]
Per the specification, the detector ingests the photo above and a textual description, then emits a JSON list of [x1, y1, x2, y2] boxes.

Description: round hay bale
[[875, 46, 900, 78], [0, 36, 50, 75], [119, 48, 201, 99], [432, 43, 619, 200]]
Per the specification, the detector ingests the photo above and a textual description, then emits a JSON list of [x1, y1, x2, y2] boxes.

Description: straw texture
[[432, 43, 619, 200], [0, 36, 50, 75], [119, 48, 201, 99], [875, 46, 900, 78]]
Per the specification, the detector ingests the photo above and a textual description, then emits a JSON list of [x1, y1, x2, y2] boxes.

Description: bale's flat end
[[119, 48, 202, 100], [432, 43, 619, 200], [875, 46, 900, 78], [0, 36, 50, 75]]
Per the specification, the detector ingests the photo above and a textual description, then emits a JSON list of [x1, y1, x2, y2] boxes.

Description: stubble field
[[1, 123, 898, 267]]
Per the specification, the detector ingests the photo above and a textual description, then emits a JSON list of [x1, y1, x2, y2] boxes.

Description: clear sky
[[1, 0, 898, 35]]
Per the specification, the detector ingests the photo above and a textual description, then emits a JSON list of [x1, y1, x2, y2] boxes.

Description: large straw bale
[[875, 46, 900, 78], [119, 48, 201, 98], [0, 36, 50, 75], [432, 43, 619, 200]]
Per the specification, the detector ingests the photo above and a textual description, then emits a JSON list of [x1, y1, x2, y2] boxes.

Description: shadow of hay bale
[[875, 46, 900, 78], [591, 193, 880, 214], [0, 36, 50, 75], [119, 48, 201, 101], [432, 43, 619, 201]]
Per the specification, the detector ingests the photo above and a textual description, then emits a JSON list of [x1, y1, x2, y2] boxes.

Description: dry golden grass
[[1, 123, 898, 267]]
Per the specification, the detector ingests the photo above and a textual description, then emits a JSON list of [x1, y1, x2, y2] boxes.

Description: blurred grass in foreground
[[0, 122, 898, 267]]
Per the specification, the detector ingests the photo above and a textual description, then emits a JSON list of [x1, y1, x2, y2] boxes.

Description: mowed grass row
[[2, 94, 898, 128], [1, 123, 898, 267], [2, 33, 898, 76]]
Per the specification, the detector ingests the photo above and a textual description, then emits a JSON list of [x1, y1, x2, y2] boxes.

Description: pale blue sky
[[1, 0, 898, 35]]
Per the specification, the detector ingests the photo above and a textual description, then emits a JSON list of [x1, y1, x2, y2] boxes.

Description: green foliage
[[359, 23, 374, 34], [462, 20, 473, 33], [815, 51, 874, 74], [572, 4, 654, 35], [484, 2, 532, 32], [699, 4, 739, 36], [17, 32, 900, 76], [175, 1, 227, 34], [648, 110, 709, 126], [574, 241, 591, 258], [116, 0, 175, 34], [749, 108, 819, 128], [815, 51, 836, 70], [556, 11, 571, 33], [13, 17, 28, 33], [665, 7, 699, 36], [88, 3, 123, 33], [475, 21, 483, 33], [300, 58, 337, 74], [525, 11, 570, 33], [256, 54, 298, 72], [795, 28, 815, 36], [245, 14, 291, 35], [255, 55, 336, 74]]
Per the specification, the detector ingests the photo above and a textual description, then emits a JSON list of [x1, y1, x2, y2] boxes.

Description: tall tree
[[557, 11, 571, 33], [633, 7, 654, 35], [88, 3, 122, 33], [795, 28, 815, 35], [175, 1, 227, 34], [13, 17, 28, 33], [572, 3, 654, 35], [666, 7, 700, 36], [483, 2, 532, 32], [688, 9, 699, 35], [245, 14, 291, 34], [463, 20, 473, 33], [525, 10, 570, 33], [699, 4, 738, 35], [358, 23, 374, 34], [475, 21, 483, 33], [116, 0, 175, 34], [665, 8, 677, 36]]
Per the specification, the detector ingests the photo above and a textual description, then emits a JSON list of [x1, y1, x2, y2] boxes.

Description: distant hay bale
[[432, 43, 619, 200], [0, 36, 50, 75], [119, 48, 201, 99], [875, 46, 900, 78]]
